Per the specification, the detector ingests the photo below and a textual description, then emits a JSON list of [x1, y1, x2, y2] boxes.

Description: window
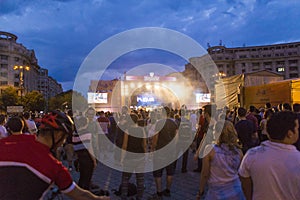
[[264, 62, 272, 66], [0, 55, 8, 60], [0, 64, 8, 69], [0, 45, 8, 50], [276, 61, 285, 65], [289, 60, 298, 65], [0, 72, 7, 77], [290, 73, 298, 78], [289, 66, 298, 71], [252, 62, 260, 67], [277, 67, 285, 72], [0, 81, 8, 86], [14, 57, 20, 62]]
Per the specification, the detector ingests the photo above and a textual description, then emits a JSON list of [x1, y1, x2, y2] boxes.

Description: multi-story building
[[37, 68, 63, 99], [0, 31, 62, 98], [206, 42, 300, 79], [183, 41, 300, 106], [37, 68, 49, 98], [48, 76, 63, 98]]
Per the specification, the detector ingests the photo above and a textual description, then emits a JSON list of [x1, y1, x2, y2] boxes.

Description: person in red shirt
[[0, 110, 109, 200]]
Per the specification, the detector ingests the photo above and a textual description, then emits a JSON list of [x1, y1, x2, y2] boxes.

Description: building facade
[[183, 41, 300, 106], [0, 31, 62, 98], [206, 42, 300, 79]]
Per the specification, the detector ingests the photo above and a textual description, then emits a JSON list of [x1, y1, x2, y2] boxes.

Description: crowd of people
[[0, 101, 300, 200]]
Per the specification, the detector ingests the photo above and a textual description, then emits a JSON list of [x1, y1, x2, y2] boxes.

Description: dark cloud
[[0, 0, 29, 15], [257, 0, 274, 5], [0, 2, 16, 15], [1, 0, 300, 90], [52, 0, 77, 2], [226, 0, 238, 4], [222, 11, 237, 18]]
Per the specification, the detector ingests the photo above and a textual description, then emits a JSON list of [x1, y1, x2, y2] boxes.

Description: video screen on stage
[[136, 94, 158, 106], [88, 92, 108, 104], [196, 93, 211, 103], [137, 96, 155, 103]]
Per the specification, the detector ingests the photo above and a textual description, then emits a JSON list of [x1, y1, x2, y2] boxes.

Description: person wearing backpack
[[120, 113, 147, 200]]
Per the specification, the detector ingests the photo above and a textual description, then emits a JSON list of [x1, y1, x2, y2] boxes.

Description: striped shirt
[[72, 129, 92, 151]]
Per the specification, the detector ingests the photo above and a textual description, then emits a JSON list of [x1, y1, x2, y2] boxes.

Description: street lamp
[[212, 72, 226, 79], [13, 65, 30, 97]]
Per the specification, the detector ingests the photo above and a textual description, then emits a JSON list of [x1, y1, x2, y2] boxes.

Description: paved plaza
[[64, 150, 200, 200]]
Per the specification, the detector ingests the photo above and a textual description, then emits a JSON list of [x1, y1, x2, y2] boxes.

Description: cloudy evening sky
[[1, 0, 300, 91]]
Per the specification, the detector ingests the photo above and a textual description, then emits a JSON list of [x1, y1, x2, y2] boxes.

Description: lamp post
[[13, 65, 30, 97]]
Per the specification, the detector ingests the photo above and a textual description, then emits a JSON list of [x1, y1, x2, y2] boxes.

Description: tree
[[48, 90, 88, 112], [72, 90, 88, 112], [22, 90, 46, 112], [0, 87, 20, 110]]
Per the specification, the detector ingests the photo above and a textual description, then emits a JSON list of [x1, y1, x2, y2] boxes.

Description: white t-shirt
[[0, 125, 8, 139], [189, 113, 197, 132], [239, 140, 300, 200], [26, 119, 38, 134]]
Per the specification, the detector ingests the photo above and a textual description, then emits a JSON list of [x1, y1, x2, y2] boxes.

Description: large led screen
[[196, 93, 211, 103], [88, 92, 108, 103]]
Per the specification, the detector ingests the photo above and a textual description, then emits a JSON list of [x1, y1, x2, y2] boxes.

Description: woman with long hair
[[197, 120, 245, 200]]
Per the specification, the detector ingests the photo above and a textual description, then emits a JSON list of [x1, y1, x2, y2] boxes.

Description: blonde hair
[[214, 120, 241, 152]]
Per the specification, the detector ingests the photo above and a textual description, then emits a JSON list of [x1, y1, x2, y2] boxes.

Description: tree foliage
[[0, 87, 20, 110], [22, 90, 46, 112], [48, 90, 88, 112]]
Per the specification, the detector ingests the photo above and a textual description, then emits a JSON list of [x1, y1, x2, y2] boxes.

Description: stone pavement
[[66, 150, 201, 200]]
